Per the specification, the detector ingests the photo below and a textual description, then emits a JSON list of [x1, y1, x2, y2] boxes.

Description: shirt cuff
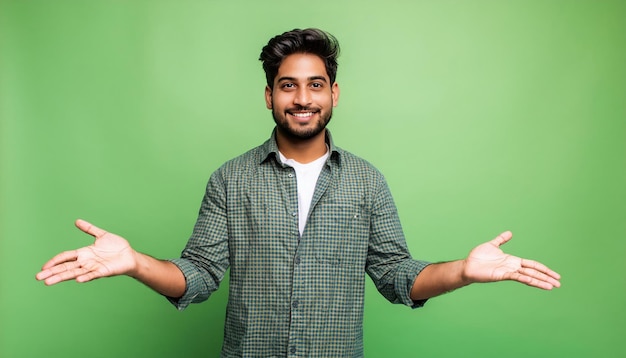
[[165, 258, 204, 311], [395, 259, 432, 309]]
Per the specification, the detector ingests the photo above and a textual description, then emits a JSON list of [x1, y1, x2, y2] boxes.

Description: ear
[[265, 85, 272, 109], [331, 82, 340, 107]]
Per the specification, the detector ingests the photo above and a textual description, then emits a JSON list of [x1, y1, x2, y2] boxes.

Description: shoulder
[[330, 147, 395, 210], [213, 144, 268, 179], [335, 146, 385, 180]]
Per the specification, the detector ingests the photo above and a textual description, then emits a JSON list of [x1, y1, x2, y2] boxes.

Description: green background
[[1, 0, 624, 357]]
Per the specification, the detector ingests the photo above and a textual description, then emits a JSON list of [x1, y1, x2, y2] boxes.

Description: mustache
[[286, 105, 321, 112]]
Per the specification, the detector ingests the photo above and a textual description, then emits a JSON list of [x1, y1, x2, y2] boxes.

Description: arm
[[36, 219, 186, 298], [410, 231, 561, 300]]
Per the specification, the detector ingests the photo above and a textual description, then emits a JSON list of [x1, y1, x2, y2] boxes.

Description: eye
[[311, 82, 323, 89], [281, 82, 295, 89]]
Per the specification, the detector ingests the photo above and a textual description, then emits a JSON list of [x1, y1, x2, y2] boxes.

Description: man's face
[[265, 53, 339, 141]]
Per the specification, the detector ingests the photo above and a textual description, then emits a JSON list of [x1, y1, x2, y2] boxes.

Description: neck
[[275, 128, 328, 164]]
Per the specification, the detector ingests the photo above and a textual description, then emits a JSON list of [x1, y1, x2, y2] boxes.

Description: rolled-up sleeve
[[167, 170, 230, 311], [365, 173, 430, 309]]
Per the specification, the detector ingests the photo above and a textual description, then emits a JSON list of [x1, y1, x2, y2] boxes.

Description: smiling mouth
[[290, 112, 316, 118], [286, 108, 320, 122]]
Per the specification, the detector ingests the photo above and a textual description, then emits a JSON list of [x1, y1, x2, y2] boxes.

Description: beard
[[272, 105, 333, 141]]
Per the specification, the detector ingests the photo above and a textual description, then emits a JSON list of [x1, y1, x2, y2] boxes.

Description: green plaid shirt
[[170, 129, 430, 357]]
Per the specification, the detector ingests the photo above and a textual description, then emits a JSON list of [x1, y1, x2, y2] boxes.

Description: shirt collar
[[260, 128, 341, 165]]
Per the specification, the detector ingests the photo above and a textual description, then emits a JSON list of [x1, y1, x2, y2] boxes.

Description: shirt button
[[290, 347, 296, 354], [292, 211, 297, 217], [292, 300, 299, 309], [294, 256, 301, 265], [288, 173, 294, 178]]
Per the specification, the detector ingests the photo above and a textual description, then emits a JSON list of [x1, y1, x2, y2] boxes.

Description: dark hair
[[259, 28, 340, 89]]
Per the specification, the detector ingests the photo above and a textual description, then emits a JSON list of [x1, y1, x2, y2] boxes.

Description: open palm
[[464, 231, 560, 290], [36, 219, 137, 285]]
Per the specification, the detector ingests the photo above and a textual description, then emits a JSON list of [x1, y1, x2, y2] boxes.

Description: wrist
[[459, 259, 474, 286], [127, 250, 144, 279]]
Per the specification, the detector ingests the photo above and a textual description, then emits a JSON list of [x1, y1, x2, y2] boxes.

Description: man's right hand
[[36, 219, 138, 285]]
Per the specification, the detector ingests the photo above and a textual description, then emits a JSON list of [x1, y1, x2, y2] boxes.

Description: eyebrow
[[277, 76, 328, 83]]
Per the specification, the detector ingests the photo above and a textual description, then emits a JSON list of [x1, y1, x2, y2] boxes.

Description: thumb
[[75, 219, 108, 238], [489, 231, 513, 248]]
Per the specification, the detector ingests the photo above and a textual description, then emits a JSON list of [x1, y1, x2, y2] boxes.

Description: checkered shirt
[[170, 129, 430, 357]]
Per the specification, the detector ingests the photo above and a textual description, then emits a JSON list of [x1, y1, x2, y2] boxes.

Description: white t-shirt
[[279, 149, 329, 236]]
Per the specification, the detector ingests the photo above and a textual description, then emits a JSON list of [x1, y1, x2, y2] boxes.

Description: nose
[[293, 87, 312, 107]]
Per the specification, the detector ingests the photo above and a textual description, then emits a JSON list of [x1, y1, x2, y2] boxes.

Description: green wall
[[1, 1, 624, 357]]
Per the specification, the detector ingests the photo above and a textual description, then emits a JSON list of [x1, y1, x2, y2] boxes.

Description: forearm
[[410, 260, 472, 301], [129, 252, 187, 298]]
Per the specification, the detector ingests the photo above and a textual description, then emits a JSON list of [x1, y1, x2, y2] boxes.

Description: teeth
[[292, 112, 314, 118]]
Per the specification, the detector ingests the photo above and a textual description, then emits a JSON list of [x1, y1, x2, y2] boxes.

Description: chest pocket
[[309, 198, 369, 266]]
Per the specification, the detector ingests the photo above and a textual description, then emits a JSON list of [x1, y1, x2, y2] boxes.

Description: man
[[36, 28, 561, 357]]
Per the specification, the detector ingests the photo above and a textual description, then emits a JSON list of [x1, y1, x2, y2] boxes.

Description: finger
[[75, 219, 108, 238], [39, 250, 78, 271], [36, 260, 81, 281], [76, 271, 104, 283], [517, 267, 561, 289], [46, 261, 83, 276], [508, 271, 559, 290], [521, 258, 562, 281], [38, 261, 90, 285], [44, 267, 91, 286], [489, 231, 513, 247]]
